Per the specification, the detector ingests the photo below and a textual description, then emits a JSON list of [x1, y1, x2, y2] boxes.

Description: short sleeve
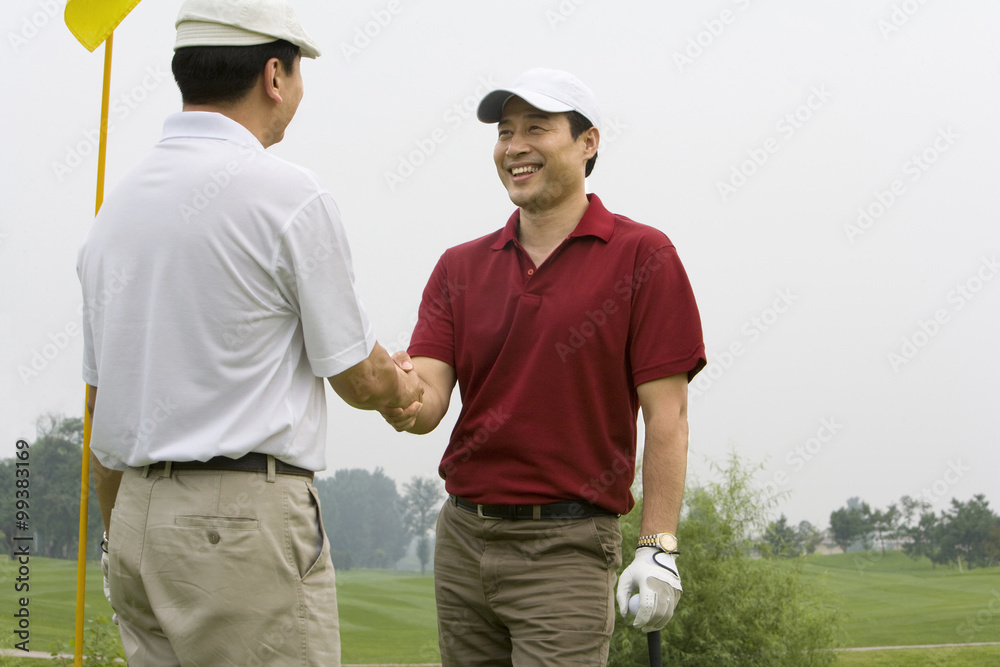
[[273, 193, 375, 377], [628, 243, 706, 386], [77, 255, 100, 386], [408, 254, 457, 365]]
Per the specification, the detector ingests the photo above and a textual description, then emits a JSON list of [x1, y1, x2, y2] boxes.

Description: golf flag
[[65, 2, 142, 665], [64, 0, 142, 51]]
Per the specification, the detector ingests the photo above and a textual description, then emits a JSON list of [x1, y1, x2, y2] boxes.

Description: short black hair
[[172, 39, 300, 106], [567, 110, 598, 177]]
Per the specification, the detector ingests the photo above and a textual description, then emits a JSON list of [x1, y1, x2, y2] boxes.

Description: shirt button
[[208, 531, 220, 544], [527, 269, 534, 276]]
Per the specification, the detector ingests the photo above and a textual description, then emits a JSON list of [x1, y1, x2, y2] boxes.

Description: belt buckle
[[477, 504, 501, 520]]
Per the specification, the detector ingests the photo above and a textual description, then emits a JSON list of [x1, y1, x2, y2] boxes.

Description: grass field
[[0, 557, 440, 663], [801, 550, 1000, 648], [335, 569, 440, 663], [0, 555, 113, 654], [2, 553, 999, 664]]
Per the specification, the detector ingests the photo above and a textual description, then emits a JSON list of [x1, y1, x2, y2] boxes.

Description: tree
[[901, 510, 941, 565], [399, 476, 444, 575], [315, 468, 409, 569], [936, 495, 998, 570], [0, 414, 103, 559], [899, 495, 932, 527], [869, 504, 899, 554], [897, 495, 936, 564], [760, 515, 800, 558], [797, 521, 824, 555], [608, 453, 839, 666], [828, 500, 871, 553]]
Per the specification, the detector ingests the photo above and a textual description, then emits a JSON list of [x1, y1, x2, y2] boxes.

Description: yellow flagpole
[[75, 31, 114, 667]]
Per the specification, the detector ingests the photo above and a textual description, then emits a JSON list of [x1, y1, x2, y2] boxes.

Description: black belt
[[146, 453, 314, 479], [453, 495, 617, 520]]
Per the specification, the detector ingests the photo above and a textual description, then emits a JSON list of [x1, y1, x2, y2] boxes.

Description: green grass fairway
[[0, 556, 114, 653], [835, 645, 1000, 666], [4, 554, 1000, 664], [0, 558, 441, 663], [336, 569, 439, 663], [802, 550, 1000, 648]]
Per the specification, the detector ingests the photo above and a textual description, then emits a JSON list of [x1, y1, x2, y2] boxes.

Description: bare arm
[[327, 342, 423, 412], [635, 374, 690, 535], [379, 354, 456, 434], [87, 384, 122, 537]]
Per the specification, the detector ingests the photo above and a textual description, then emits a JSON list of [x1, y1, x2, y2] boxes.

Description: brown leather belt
[[453, 495, 617, 520], [146, 453, 314, 479]]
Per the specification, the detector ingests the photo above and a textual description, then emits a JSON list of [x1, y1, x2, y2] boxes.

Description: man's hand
[[616, 547, 682, 633], [100, 533, 118, 625], [329, 342, 423, 412], [380, 352, 423, 431], [392, 354, 424, 406]]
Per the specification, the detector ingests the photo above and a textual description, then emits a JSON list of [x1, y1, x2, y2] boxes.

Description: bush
[[608, 453, 839, 666], [52, 615, 125, 666]]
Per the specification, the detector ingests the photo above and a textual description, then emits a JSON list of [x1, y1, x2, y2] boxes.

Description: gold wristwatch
[[637, 532, 679, 553]]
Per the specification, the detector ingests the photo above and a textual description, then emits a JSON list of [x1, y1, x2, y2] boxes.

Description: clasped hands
[[381, 351, 423, 432]]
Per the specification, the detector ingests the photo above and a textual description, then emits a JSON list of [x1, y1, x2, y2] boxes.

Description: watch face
[[658, 533, 678, 552]]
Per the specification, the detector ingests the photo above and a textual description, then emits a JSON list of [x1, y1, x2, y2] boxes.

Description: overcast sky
[[2, 0, 998, 529]]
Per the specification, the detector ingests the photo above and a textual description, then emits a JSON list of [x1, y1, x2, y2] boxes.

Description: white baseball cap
[[477, 68, 602, 130], [175, 0, 322, 59]]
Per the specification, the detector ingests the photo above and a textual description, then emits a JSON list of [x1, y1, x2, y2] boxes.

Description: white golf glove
[[101, 533, 118, 625], [616, 547, 682, 633]]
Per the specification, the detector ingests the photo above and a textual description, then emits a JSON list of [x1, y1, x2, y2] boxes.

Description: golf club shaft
[[647, 629, 662, 667]]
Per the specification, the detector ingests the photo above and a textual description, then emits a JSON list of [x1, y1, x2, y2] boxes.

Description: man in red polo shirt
[[384, 68, 706, 664]]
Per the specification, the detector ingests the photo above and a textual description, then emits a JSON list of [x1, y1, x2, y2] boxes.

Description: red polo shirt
[[409, 194, 705, 514]]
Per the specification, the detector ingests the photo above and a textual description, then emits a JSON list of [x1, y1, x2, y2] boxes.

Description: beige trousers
[[434, 499, 622, 666], [108, 465, 340, 666]]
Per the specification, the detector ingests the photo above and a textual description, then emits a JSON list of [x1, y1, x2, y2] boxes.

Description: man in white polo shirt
[[77, 1, 421, 664]]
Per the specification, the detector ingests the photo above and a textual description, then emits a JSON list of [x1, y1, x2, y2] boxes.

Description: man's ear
[[582, 126, 600, 160], [263, 57, 283, 104]]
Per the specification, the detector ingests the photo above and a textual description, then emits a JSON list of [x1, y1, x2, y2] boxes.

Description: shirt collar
[[161, 111, 264, 151], [491, 193, 614, 250]]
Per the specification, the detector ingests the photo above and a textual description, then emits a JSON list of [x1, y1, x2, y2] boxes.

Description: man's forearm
[[86, 384, 121, 535], [405, 377, 449, 435], [639, 414, 689, 535], [92, 453, 122, 537], [330, 342, 420, 411]]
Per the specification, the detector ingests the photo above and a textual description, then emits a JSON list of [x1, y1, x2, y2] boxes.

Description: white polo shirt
[[78, 112, 375, 471]]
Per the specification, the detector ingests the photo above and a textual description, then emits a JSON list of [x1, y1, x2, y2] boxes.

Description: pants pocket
[[173, 515, 260, 530], [287, 482, 328, 580]]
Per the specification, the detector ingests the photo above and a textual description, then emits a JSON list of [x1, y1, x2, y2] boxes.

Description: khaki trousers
[[434, 499, 622, 666], [108, 465, 340, 666]]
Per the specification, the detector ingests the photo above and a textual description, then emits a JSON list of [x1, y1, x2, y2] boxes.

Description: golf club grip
[[647, 629, 662, 667]]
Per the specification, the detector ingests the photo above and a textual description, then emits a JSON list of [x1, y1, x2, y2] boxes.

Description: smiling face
[[493, 96, 598, 215]]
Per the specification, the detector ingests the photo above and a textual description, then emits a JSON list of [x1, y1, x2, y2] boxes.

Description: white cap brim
[[174, 18, 321, 58], [477, 68, 601, 129], [478, 89, 575, 123]]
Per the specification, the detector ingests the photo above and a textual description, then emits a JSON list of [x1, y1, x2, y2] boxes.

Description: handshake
[[378, 350, 425, 433], [330, 343, 451, 434]]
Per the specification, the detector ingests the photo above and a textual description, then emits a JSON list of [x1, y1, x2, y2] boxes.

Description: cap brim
[[175, 21, 321, 58], [477, 88, 575, 123]]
